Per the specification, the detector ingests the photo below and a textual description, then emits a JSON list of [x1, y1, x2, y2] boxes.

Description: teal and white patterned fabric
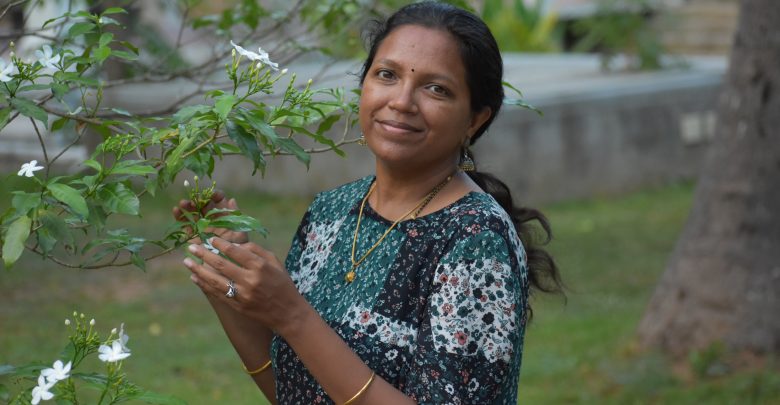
[[271, 176, 529, 404]]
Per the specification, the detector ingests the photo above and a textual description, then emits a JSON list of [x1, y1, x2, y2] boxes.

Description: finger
[[183, 257, 235, 300], [208, 237, 270, 272], [178, 199, 196, 212], [187, 242, 248, 281], [237, 241, 277, 263], [229, 198, 239, 210], [211, 190, 226, 204]]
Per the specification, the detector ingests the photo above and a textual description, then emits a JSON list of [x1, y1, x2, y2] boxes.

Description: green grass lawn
[[1, 181, 778, 404]]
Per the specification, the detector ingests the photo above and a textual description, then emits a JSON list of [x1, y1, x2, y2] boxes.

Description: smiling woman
[[173, 2, 564, 404]]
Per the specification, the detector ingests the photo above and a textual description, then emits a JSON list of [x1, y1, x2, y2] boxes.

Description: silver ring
[[225, 279, 237, 298]]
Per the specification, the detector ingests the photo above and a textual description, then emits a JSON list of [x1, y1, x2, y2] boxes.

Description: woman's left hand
[[183, 237, 308, 334]]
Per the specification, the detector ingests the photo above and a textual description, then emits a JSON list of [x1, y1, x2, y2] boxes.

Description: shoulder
[[442, 192, 526, 264], [306, 176, 373, 220]]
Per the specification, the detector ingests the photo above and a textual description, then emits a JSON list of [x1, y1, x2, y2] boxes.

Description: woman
[[176, 2, 562, 404]]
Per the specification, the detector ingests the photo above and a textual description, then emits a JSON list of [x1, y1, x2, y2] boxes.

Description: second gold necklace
[[346, 174, 454, 283]]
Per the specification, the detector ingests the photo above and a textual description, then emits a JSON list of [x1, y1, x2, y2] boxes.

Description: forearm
[[279, 302, 415, 405], [205, 294, 277, 404]]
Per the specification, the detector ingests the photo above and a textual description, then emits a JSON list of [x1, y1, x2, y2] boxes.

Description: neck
[[370, 160, 459, 219]]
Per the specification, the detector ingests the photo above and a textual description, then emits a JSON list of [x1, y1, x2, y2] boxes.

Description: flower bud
[[80, 313, 85, 319], [65, 319, 71, 326], [111, 328, 117, 334], [73, 311, 78, 317], [90, 319, 95, 326], [184, 179, 190, 187], [281, 68, 288, 75], [193, 175, 199, 181], [307, 78, 313, 86]]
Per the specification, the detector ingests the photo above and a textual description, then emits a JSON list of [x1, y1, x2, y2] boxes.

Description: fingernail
[[188, 244, 198, 253], [183, 258, 194, 267], [190, 274, 198, 283]]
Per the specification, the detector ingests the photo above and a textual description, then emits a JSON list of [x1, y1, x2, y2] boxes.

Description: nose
[[388, 83, 418, 114]]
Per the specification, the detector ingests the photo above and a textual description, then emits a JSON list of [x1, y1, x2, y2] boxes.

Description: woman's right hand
[[171, 190, 249, 244]]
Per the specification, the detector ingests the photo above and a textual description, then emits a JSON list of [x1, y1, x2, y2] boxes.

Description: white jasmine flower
[[0, 58, 15, 82], [117, 323, 130, 352], [111, 327, 117, 334], [280, 68, 288, 75], [18, 160, 44, 177], [41, 360, 71, 383], [98, 340, 131, 363], [230, 40, 279, 70], [89, 318, 95, 326], [203, 239, 220, 255], [64, 319, 70, 326], [35, 45, 61, 71], [183, 179, 190, 187], [31, 375, 54, 404]]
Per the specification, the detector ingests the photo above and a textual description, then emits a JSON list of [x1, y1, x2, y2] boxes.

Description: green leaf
[[208, 214, 266, 234], [118, 40, 139, 55], [503, 98, 542, 115], [130, 252, 146, 271], [68, 22, 95, 38], [93, 46, 111, 63], [40, 212, 74, 253], [111, 108, 131, 116], [98, 16, 121, 26], [98, 182, 139, 215], [2, 215, 31, 268], [51, 82, 70, 100], [275, 138, 310, 166], [316, 114, 341, 134], [214, 95, 236, 121], [112, 50, 138, 61], [18, 84, 52, 92], [226, 120, 265, 175], [111, 160, 156, 176], [83, 159, 102, 172], [11, 192, 41, 216], [0, 107, 11, 130], [102, 7, 127, 16], [47, 183, 89, 218], [10, 98, 48, 129], [173, 104, 210, 124], [98, 32, 114, 48], [51, 116, 70, 131]]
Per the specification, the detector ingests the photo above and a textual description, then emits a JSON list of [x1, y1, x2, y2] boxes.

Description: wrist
[[275, 297, 317, 342]]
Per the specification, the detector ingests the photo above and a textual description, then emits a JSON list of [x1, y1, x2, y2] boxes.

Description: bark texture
[[637, 0, 780, 357]]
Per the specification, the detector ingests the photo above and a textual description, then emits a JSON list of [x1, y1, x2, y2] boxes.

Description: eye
[[428, 84, 450, 96], [376, 69, 395, 80]]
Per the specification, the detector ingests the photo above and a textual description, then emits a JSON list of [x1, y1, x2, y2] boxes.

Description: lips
[[376, 119, 423, 133]]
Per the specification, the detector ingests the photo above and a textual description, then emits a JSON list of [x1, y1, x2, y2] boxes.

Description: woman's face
[[359, 24, 490, 173]]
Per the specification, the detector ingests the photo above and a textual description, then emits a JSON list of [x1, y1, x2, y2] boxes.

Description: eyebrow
[[374, 58, 458, 86]]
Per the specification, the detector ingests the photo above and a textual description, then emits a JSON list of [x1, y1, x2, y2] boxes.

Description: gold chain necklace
[[346, 174, 454, 283]]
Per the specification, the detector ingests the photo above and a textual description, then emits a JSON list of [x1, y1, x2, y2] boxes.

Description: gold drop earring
[[357, 133, 367, 146], [459, 148, 475, 172]]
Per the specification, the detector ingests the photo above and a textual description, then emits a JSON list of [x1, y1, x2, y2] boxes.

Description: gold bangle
[[242, 359, 272, 375], [342, 371, 376, 405]]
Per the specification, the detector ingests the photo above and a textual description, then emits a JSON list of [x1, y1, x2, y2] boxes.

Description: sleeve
[[400, 228, 527, 405], [283, 196, 317, 276]]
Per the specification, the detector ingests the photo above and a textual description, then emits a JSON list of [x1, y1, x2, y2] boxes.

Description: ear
[[466, 107, 492, 139]]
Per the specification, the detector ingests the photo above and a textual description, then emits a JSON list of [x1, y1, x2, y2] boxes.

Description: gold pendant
[[345, 270, 356, 283]]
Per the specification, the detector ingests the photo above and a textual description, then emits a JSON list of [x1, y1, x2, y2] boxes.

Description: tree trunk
[[637, 0, 780, 357]]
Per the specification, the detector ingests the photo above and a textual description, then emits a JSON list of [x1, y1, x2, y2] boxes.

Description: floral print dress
[[270, 176, 529, 404]]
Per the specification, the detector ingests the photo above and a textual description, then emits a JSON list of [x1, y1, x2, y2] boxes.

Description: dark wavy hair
[[359, 1, 565, 315]]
